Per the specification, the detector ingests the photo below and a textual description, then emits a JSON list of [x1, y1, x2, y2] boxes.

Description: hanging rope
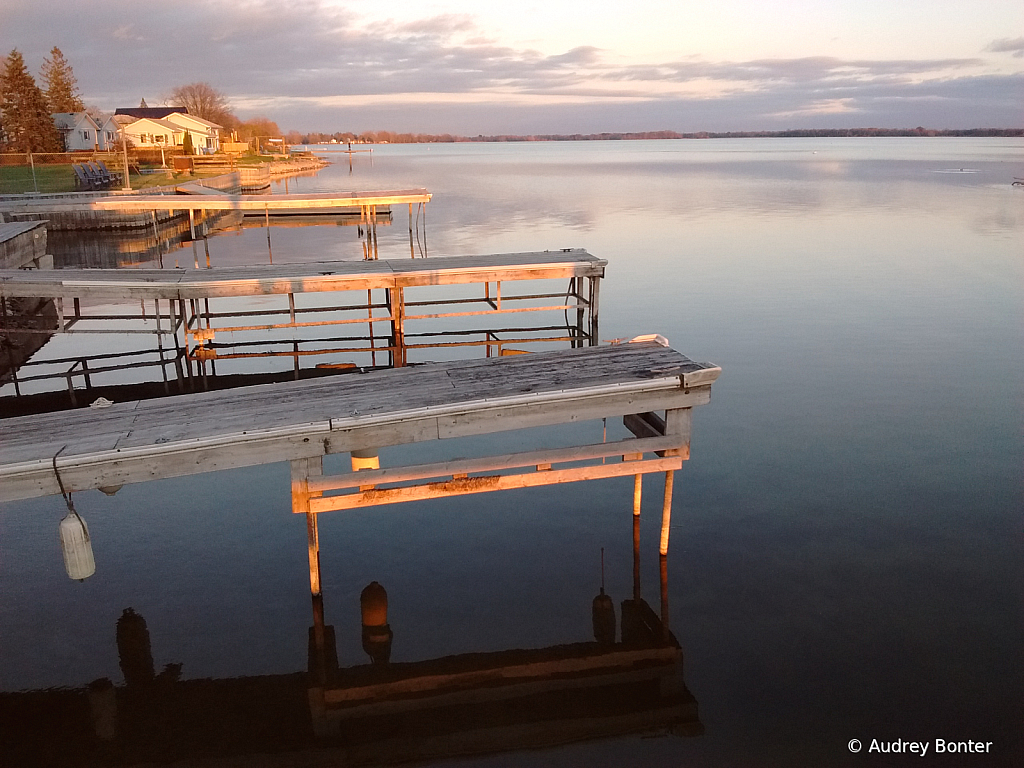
[[52, 445, 79, 516]]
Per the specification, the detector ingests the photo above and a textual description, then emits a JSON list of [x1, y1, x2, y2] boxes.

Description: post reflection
[[0, 514, 701, 766]]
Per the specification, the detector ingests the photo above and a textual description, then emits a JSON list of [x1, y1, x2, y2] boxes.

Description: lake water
[[1, 138, 1022, 766]]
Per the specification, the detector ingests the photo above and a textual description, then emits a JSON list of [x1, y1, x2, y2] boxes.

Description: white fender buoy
[[351, 447, 380, 472], [60, 510, 95, 580]]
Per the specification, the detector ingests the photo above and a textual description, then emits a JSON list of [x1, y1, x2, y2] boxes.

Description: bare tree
[[235, 116, 280, 141], [165, 82, 236, 127]]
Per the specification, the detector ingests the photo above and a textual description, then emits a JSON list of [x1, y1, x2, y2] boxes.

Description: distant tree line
[[296, 127, 1023, 144]]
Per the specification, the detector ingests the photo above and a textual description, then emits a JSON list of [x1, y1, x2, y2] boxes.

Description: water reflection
[[0, 520, 699, 766]]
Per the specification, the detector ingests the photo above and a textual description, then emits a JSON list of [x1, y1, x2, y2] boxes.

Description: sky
[[2, 0, 1022, 134]]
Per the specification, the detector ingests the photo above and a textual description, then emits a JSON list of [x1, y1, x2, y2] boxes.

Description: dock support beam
[[632, 510, 642, 603], [292, 457, 324, 597], [659, 470, 674, 556]]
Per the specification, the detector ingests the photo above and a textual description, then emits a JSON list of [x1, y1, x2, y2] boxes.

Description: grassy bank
[[0, 164, 230, 194]]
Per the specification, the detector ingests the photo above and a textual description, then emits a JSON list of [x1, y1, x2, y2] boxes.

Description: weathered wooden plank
[[0, 251, 605, 300], [310, 456, 682, 513], [0, 343, 719, 502], [309, 435, 685, 494], [90, 190, 432, 212]]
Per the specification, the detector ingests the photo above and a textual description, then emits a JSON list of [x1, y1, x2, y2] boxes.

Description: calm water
[[1, 138, 1022, 766]]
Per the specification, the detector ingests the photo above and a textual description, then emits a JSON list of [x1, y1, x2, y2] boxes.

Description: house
[[161, 113, 223, 154], [118, 117, 185, 149], [112, 106, 223, 154], [52, 112, 101, 151], [96, 116, 122, 151]]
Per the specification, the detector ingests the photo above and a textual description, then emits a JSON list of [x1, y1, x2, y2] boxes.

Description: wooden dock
[[0, 341, 720, 570], [87, 190, 430, 212], [0, 250, 602, 301], [0, 189, 429, 255], [0, 342, 717, 502], [1, 250, 605, 398], [0, 221, 49, 269]]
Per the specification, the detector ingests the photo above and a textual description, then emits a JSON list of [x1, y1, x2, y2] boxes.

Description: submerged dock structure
[[0, 250, 605, 403]]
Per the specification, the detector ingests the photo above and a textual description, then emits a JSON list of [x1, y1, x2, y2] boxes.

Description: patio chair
[[73, 164, 97, 191], [86, 161, 113, 187], [96, 160, 122, 185]]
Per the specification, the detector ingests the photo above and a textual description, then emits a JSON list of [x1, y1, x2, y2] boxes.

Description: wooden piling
[[659, 470, 674, 556], [632, 513, 641, 603], [659, 554, 670, 643], [291, 457, 324, 597]]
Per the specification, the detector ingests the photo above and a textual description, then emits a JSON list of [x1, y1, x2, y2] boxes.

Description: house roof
[[121, 118, 185, 133], [114, 106, 189, 119], [51, 112, 99, 131], [163, 112, 223, 131]]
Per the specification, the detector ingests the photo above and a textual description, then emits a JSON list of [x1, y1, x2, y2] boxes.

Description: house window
[[82, 130, 91, 141]]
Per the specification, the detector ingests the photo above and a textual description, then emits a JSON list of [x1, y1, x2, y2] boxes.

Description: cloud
[[1, 0, 1020, 132], [768, 98, 861, 119], [985, 37, 1024, 57]]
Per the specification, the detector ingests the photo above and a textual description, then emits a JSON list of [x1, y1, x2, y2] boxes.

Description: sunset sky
[[2, 0, 1022, 133]]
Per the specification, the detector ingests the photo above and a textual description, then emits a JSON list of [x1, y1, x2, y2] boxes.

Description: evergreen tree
[[40, 47, 84, 113], [0, 49, 62, 152], [181, 130, 194, 155]]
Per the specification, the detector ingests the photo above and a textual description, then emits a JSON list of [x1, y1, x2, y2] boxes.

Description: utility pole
[[120, 128, 132, 191]]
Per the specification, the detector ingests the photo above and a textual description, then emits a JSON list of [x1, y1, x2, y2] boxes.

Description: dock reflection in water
[[0, 518, 700, 767]]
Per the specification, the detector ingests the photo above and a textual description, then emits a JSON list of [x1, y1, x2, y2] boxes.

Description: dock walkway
[[1, 251, 606, 398], [0, 250, 602, 301], [0, 342, 719, 505]]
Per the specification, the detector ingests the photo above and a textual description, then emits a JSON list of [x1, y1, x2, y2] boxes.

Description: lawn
[[0, 164, 78, 194], [0, 163, 231, 194]]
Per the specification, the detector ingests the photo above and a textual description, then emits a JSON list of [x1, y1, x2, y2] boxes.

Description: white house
[[161, 113, 223, 154], [52, 112, 101, 151], [96, 116, 122, 151], [119, 117, 185, 149]]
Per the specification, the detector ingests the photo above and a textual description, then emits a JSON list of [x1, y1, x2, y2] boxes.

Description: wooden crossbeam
[[307, 456, 682, 513]]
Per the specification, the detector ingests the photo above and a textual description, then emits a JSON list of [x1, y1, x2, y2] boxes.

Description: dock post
[[151, 212, 163, 269], [371, 205, 379, 260], [189, 210, 200, 269], [292, 457, 324, 597], [364, 205, 372, 260], [659, 470, 674, 556], [577, 278, 585, 348], [0, 297, 22, 397], [289, 293, 299, 380], [408, 203, 414, 258], [659, 554, 670, 643], [390, 287, 406, 366], [367, 289, 377, 367], [154, 300, 169, 394], [633, 510, 642, 603], [167, 299, 184, 391], [265, 205, 273, 264], [589, 275, 600, 345]]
